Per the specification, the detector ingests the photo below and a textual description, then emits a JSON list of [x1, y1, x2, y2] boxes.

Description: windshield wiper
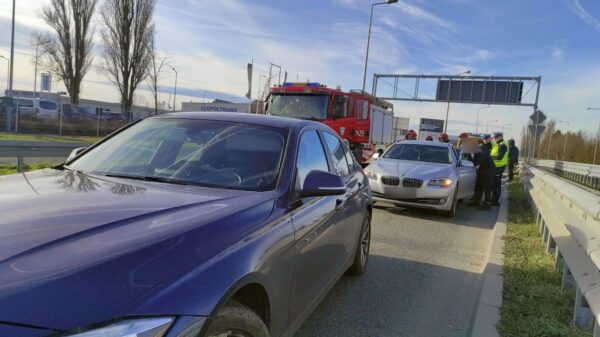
[[104, 173, 196, 186], [63, 164, 84, 174]]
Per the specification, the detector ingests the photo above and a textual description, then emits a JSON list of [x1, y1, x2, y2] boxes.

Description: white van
[[15, 98, 59, 119]]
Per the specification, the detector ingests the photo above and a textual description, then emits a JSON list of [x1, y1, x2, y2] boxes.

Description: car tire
[[203, 300, 269, 337], [444, 188, 459, 218], [348, 212, 371, 276]]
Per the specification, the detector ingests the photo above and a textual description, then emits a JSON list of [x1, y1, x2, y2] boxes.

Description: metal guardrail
[[522, 165, 600, 335], [0, 140, 91, 172], [532, 159, 600, 190]]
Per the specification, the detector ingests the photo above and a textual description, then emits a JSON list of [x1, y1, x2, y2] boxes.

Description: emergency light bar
[[282, 82, 322, 87]]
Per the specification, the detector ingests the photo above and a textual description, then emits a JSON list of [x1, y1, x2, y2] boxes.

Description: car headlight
[[428, 178, 453, 187], [364, 170, 378, 180], [66, 317, 173, 337]]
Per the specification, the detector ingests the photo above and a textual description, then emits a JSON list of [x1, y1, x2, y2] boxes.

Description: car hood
[[367, 159, 453, 178], [0, 169, 275, 331]]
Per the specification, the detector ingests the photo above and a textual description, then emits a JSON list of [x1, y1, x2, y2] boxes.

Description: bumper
[[369, 178, 455, 210]]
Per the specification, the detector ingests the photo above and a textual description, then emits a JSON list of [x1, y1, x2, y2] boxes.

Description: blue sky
[[1, 0, 600, 140]]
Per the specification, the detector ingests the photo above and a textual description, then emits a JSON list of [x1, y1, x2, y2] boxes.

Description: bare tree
[[99, 0, 156, 120], [145, 37, 170, 115], [37, 0, 97, 104]]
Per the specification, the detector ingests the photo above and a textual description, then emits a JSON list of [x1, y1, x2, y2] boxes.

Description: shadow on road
[[295, 254, 483, 337], [374, 200, 499, 230]]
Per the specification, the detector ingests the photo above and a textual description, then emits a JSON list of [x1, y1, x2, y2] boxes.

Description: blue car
[[0, 112, 372, 337]]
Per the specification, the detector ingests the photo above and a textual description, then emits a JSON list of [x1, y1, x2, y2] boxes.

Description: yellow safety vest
[[491, 140, 508, 167]]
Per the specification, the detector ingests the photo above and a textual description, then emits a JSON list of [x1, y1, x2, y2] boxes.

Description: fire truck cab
[[266, 82, 396, 164]]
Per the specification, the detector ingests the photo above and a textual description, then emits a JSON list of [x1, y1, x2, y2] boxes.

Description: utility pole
[[587, 108, 600, 165], [558, 120, 569, 161], [171, 66, 178, 112], [33, 42, 39, 99], [8, 0, 16, 97], [444, 70, 471, 133]]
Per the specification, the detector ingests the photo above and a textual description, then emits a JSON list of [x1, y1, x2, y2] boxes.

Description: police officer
[[507, 139, 519, 181], [490, 132, 508, 206], [469, 142, 495, 209], [405, 129, 417, 140], [481, 134, 493, 152]]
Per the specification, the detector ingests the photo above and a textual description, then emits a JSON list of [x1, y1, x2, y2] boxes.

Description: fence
[[0, 140, 91, 172], [521, 165, 600, 335], [532, 159, 600, 190]]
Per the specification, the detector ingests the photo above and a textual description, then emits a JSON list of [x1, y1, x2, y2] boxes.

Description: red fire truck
[[266, 82, 396, 164]]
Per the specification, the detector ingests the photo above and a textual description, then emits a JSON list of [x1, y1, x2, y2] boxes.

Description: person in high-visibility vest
[[490, 132, 508, 206]]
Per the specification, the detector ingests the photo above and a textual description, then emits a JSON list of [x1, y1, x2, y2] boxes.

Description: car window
[[39, 101, 58, 110], [296, 130, 329, 189], [322, 131, 350, 176], [344, 146, 357, 173], [70, 119, 286, 191], [383, 144, 451, 164]]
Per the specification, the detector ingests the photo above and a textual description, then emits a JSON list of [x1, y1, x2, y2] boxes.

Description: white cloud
[[565, 0, 600, 31], [552, 46, 563, 59]]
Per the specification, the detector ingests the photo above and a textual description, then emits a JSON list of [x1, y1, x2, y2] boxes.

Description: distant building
[[181, 99, 250, 113], [5, 89, 168, 119]]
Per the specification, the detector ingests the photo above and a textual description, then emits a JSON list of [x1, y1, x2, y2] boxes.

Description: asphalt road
[[295, 200, 499, 337]]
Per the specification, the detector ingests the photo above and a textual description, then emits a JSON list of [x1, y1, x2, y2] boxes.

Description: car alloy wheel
[[360, 219, 370, 266]]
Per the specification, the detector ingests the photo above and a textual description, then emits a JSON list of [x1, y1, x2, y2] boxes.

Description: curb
[[470, 185, 508, 337]]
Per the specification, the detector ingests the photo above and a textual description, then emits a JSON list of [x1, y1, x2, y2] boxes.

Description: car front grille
[[402, 178, 423, 188], [381, 176, 400, 186]]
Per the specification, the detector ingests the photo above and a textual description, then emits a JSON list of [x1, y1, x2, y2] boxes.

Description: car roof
[[152, 111, 323, 130], [393, 140, 454, 148]]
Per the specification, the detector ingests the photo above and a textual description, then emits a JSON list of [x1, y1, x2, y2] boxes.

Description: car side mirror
[[460, 159, 474, 168], [372, 152, 380, 160], [67, 147, 87, 161], [300, 170, 346, 197]]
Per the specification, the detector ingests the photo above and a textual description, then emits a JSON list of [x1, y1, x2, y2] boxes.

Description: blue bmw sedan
[[0, 112, 372, 337]]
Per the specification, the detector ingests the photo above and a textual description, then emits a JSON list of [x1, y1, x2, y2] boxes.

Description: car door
[[321, 131, 365, 256], [456, 149, 477, 199], [288, 129, 350, 322]]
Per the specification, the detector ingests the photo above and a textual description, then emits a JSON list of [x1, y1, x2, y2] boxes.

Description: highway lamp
[[475, 105, 490, 133], [171, 66, 178, 112], [8, 0, 15, 97], [444, 70, 471, 133], [558, 120, 570, 161], [485, 119, 498, 133], [361, 0, 398, 93], [587, 108, 600, 164], [0, 55, 8, 93]]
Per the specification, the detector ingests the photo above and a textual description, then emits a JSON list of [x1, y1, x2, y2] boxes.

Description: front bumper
[[369, 178, 455, 210]]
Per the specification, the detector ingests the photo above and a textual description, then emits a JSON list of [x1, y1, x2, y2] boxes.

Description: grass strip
[[497, 180, 590, 337], [0, 132, 99, 143], [0, 162, 55, 176]]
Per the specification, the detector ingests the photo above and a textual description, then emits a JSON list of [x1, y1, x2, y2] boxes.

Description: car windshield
[[383, 143, 452, 164], [269, 94, 329, 120], [69, 118, 287, 191]]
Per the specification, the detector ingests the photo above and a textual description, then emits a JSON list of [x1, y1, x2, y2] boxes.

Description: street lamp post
[[444, 70, 471, 133], [8, 0, 15, 97], [587, 108, 600, 164], [476, 105, 490, 133], [361, 0, 398, 93], [485, 119, 498, 133], [558, 120, 570, 161], [171, 66, 178, 112]]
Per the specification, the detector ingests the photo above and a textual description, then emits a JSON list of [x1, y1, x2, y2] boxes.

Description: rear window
[[39, 101, 57, 110]]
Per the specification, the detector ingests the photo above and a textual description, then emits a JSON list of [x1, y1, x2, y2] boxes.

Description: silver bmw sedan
[[364, 140, 476, 216]]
